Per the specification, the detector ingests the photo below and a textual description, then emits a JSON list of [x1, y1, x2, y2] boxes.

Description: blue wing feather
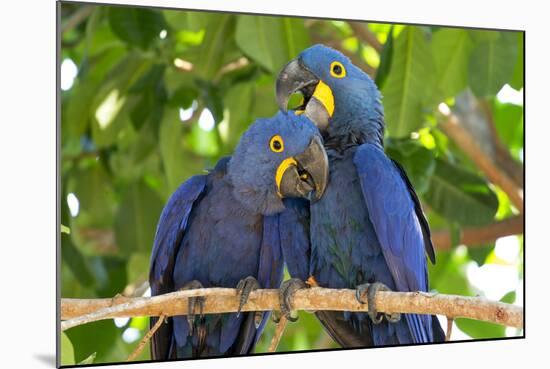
[[353, 144, 432, 343], [279, 199, 311, 281], [149, 175, 207, 359], [218, 214, 285, 352], [149, 175, 207, 295]]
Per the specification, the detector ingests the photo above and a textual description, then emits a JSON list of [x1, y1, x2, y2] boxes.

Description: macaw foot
[[236, 276, 263, 328], [179, 280, 205, 336], [355, 282, 401, 324], [279, 278, 307, 322]]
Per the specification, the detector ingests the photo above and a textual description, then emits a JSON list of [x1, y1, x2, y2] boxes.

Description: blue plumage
[[276, 44, 444, 346], [149, 112, 328, 358]]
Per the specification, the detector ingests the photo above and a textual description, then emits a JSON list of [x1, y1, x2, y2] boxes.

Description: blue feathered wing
[[149, 175, 207, 359], [353, 143, 438, 343]]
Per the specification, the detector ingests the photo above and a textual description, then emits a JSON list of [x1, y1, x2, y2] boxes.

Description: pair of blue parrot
[[149, 44, 444, 359]]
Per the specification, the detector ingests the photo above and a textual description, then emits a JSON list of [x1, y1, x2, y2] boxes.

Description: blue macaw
[[149, 112, 329, 358], [275, 44, 445, 346]]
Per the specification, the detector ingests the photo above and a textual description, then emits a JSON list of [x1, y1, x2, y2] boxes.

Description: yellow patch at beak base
[[275, 157, 297, 197], [312, 80, 335, 117]]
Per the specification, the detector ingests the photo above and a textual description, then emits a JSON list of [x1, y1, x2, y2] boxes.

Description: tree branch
[[432, 216, 523, 250], [61, 5, 94, 34], [348, 22, 383, 52], [61, 288, 523, 331], [438, 110, 524, 213], [478, 99, 524, 188]]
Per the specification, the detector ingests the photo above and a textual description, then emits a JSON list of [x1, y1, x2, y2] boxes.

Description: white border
[[1, 0, 546, 368]]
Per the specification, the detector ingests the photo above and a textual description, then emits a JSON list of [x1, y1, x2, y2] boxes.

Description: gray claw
[[279, 278, 307, 322], [179, 280, 205, 336], [236, 276, 261, 317], [356, 282, 401, 324]]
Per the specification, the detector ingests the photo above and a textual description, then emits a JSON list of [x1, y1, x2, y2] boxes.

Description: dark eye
[[270, 135, 284, 152], [330, 61, 346, 78]]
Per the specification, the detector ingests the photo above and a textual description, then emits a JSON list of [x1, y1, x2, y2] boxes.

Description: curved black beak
[[276, 135, 329, 202], [276, 58, 333, 132], [276, 59, 319, 113]]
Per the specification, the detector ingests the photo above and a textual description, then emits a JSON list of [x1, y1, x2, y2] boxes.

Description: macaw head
[[276, 44, 384, 147], [228, 111, 329, 215]]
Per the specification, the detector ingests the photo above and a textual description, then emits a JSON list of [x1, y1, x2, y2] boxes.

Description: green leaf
[[251, 73, 279, 118], [108, 7, 166, 49], [374, 26, 394, 89], [78, 352, 97, 365], [221, 82, 255, 151], [468, 32, 518, 97], [382, 27, 435, 137], [64, 81, 97, 138], [88, 256, 127, 296], [127, 253, 150, 286], [159, 108, 206, 194], [61, 224, 71, 234], [66, 319, 118, 363], [128, 64, 167, 130], [163, 9, 214, 32], [428, 247, 472, 296], [61, 233, 96, 288], [431, 29, 473, 98], [168, 85, 199, 108], [61, 332, 75, 365], [424, 159, 499, 226], [194, 14, 235, 79], [492, 100, 523, 160], [468, 30, 500, 43], [68, 162, 116, 229], [455, 318, 505, 339], [90, 54, 152, 148], [114, 181, 164, 255], [468, 244, 494, 265], [235, 15, 310, 73], [385, 138, 436, 194], [500, 290, 516, 304], [510, 33, 524, 90]]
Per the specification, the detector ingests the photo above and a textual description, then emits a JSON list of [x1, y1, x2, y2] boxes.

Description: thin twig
[[478, 99, 524, 188], [268, 316, 288, 352], [446, 317, 454, 342], [348, 22, 383, 52], [61, 5, 94, 34], [61, 288, 523, 331], [126, 315, 166, 362], [431, 215, 523, 249], [439, 111, 524, 213]]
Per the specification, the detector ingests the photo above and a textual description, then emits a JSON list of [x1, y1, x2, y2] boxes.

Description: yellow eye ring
[[330, 61, 346, 78], [270, 135, 284, 153]]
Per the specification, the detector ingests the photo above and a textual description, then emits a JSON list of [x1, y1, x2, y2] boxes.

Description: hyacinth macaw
[[275, 44, 445, 346], [149, 111, 329, 358]]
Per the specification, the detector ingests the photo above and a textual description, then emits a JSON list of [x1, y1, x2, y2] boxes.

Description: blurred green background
[[59, 2, 524, 366]]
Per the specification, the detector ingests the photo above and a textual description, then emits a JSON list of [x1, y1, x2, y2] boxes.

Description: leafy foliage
[[60, 3, 523, 364]]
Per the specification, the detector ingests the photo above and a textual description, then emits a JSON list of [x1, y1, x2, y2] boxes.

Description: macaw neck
[[225, 159, 286, 216], [325, 82, 385, 151], [324, 112, 385, 151]]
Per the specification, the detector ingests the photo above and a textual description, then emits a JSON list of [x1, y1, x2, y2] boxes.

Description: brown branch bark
[[479, 100, 524, 188], [432, 216, 523, 250], [348, 22, 383, 52], [268, 316, 288, 352], [61, 5, 94, 34], [61, 288, 523, 331], [126, 314, 165, 362], [439, 112, 524, 213]]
